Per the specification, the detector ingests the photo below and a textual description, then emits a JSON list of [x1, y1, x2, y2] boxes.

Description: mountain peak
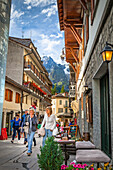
[[42, 56, 69, 92]]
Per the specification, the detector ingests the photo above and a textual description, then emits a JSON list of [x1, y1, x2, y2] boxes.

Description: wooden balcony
[[23, 81, 44, 98], [24, 62, 45, 85]]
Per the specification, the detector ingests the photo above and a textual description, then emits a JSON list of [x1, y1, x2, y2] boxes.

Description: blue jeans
[[12, 126, 20, 140], [42, 129, 52, 147], [24, 132, 27, 142], [27, 131, 35, 153]]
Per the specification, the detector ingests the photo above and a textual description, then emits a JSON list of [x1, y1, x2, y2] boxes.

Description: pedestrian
[[10, 118, 15, 135], [20, 110, 29, 144], [31, 101, 37, 146], [41, 106, 56, 147], [31, 101, 37, 115], [25, 108, 37, 156], [11, 114, 21, 143]]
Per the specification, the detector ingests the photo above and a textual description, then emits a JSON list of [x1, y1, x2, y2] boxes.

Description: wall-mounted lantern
[[100, 42, 113, 63]]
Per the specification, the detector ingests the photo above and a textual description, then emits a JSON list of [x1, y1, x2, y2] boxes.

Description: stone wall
[[82, 5, 113, 161]]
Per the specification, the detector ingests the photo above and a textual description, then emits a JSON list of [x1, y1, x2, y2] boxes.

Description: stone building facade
[[2, 37, 52, 135], [77, 0, 113, 162]]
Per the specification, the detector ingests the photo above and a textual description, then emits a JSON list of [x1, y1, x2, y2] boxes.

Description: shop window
[[5, 89, 13, 102], [15, 92, 21, 103], [59, 100, 62, 105]]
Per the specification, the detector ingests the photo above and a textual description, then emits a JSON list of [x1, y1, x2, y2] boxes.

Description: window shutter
[[88, 96, 93, 123], [5, 89, 8, 100], [86, 15, 89, 44], [81, 93, 83, 111], [91, 0, 95, 25], [10, 91, 13, 101], [86, 95, 89, 121]]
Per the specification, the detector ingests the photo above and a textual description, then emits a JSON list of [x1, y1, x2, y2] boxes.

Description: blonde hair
[[46, 106, 52, 115]]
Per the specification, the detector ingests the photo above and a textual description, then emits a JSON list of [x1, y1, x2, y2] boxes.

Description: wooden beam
[[69, 47, 79, 63], [78, 0, 87, 11], [69, 61, 77, 72], [70, 25, 82, 45], [66, 43, 79, 49], [66, 58, 76, 63]]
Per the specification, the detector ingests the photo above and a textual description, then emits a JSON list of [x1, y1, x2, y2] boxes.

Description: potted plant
[[37, 136, 63, 170]]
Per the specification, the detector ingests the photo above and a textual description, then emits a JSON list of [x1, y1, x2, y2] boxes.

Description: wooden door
[[100, 73, 111, 157]]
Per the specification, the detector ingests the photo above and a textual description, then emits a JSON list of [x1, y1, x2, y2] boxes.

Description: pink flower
[[90, 168, 94, 170], [76, 164, 83, 168], [70, 162, 76, 165], [73, 164, 77, 168], [61, 165, 68, 170]]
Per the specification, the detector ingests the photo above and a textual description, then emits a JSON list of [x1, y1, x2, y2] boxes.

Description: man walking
[[25, 108, 37, 156], [20, 110, 29, 144]]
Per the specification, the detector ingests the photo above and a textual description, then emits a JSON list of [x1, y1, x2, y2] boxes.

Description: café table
[[57, 140, 75, 165]]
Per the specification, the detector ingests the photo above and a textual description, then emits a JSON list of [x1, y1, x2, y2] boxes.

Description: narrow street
[[0, 137, 41, 170]]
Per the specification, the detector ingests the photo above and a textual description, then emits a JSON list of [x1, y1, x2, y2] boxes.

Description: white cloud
[[24, 0, 56, 7], [10, 4, 24, 20], [32, 14, 39, 19], [50, 33, 63, 39], [10, 4, 25, 35], [27, 6, 32, 9], [41, 4, 57, 17]]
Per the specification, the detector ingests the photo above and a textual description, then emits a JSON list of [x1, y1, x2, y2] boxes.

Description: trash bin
[[0, 128, 8, 140]]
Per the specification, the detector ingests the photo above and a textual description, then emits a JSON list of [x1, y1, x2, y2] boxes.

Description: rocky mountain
[[42, 56, 70, 92]]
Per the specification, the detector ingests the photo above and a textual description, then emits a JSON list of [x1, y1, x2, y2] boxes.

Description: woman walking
[[25, 108, 37, 156], [11, 114, 21, 143], [41, 106, 56, 147]]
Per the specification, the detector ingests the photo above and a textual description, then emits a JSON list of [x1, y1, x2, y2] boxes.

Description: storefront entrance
[[100, 73, 111, 157]]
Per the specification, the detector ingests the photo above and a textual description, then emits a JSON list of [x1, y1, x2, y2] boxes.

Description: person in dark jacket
[[25, 108, 37, 156], [11, 114, 21, 143]]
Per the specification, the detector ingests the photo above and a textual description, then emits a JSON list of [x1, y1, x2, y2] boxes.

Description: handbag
[[23, 126, 29, 133], [38, 128, 45, 137], [53, 127, 59, 136]]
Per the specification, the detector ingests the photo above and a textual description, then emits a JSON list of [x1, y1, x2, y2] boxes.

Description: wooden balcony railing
[[24, 62, 45, 84], [23, 81, 44, 98]]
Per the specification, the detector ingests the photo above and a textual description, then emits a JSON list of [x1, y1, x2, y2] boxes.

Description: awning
[[71, 100, 79, 113]]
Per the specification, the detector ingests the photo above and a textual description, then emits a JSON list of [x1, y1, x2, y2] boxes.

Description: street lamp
[[60, 47, 66, 61], [84, 83, 88, 91], [100, 42, 113, 62]]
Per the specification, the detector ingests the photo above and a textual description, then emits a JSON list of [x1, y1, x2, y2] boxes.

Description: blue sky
[[9, 0, 64, 63]]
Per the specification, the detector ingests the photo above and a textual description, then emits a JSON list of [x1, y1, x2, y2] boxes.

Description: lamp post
[[100, 42, 113, 62], [60, 47, 66, 61]]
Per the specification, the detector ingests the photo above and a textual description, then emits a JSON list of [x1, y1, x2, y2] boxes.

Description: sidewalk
[[0, 137, 42, 170], [0, 137, 76, 170]]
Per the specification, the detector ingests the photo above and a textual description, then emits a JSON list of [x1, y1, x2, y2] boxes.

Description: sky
[[9, 0, 65, 64]]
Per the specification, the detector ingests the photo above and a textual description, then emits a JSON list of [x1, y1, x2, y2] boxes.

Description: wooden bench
[[76, 141, 96, 149], [76, 149, 111, 168]]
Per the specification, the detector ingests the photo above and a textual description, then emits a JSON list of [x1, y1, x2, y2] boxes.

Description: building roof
[[9, 37, 31, 48], [52, 93, 69, 99]]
